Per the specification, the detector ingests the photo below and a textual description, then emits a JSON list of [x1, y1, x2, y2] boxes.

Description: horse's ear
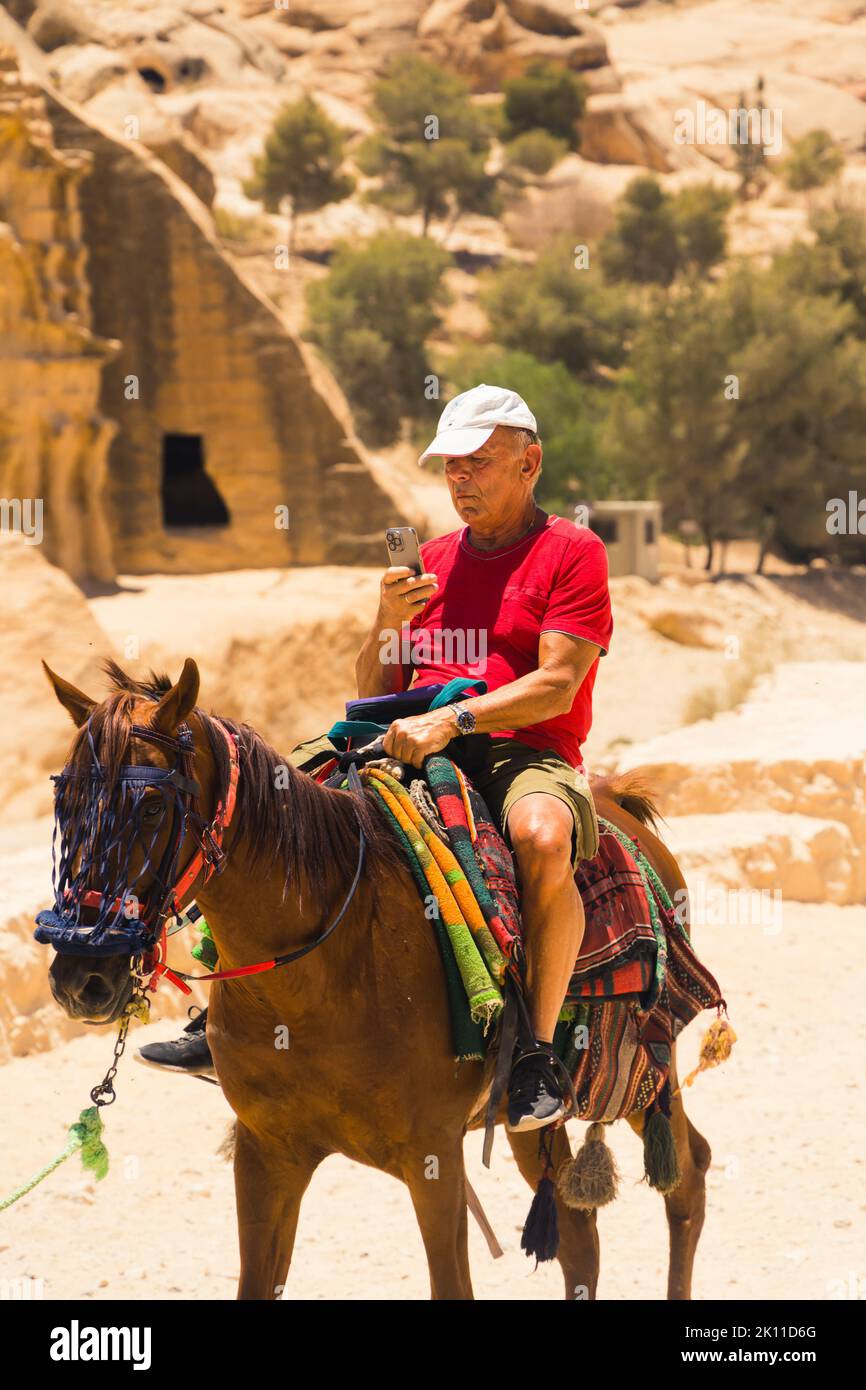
[[151, 658, 200, 733], [42, 661, 97, 728]]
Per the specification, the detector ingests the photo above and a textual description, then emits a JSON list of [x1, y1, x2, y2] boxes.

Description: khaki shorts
[[288, 733, 599, 875], [471, 738, 599, 875]]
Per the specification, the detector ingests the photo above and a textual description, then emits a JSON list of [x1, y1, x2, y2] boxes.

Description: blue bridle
[[34, 720, 202, 957]]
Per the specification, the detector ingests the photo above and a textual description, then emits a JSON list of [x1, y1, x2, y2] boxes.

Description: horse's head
[[38, 657, 207, 1023]]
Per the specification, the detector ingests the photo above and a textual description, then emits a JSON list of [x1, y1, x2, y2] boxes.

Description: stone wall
[[40, 89, 410, 573], [0, 15, 411, 580], [0, 45, 118, 582]]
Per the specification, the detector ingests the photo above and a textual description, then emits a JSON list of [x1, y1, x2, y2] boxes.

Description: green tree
[[672, 182, 734, 273], [306, 232, 451, 446], [780, 129, 844, 191], [502, 62, 586, 148], [443, 347, 607, 509], [603, 265, 866, 569], [726, 262, 866, 568], [480, 239, 635, 377], [601, 176, 732, 287], [602, 280, 746, 568], [243, 96, 354, 251], [775, 202, 866, 337], [502, 129, 569, 179], [357, 58, 498, 234]]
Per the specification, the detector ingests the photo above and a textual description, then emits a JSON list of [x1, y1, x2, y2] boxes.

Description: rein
[[161, 763, 369, 989]]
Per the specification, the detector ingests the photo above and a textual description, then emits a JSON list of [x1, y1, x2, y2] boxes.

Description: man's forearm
[[355, 618, 407, 698], [459, 666, 577, 733]]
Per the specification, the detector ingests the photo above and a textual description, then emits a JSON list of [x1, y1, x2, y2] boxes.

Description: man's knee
[[508, 798, 575, 881]]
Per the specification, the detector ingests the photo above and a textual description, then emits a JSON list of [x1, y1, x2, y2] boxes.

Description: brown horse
[[42, 657, 711, 1301]]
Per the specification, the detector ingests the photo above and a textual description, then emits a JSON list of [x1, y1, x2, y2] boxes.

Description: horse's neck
[[193, 835, 368, 993]]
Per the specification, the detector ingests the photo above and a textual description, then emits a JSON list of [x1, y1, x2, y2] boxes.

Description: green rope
[[0, 1106, 108, 1213]]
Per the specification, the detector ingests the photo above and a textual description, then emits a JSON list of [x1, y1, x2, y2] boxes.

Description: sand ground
[[3, 552, 865, 1299], [2, 898, 863, 1301]]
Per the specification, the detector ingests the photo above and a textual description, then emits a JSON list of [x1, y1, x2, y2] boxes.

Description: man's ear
[[522, 442, 543, 485], [151, 658, 200, 733], [42, 662, 97, 728]]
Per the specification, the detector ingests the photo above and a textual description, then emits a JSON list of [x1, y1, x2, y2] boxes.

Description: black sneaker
[[135, 1007, 215, 1079], [506, 1047, 567, 1132]]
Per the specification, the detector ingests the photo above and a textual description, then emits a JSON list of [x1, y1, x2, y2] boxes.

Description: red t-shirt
[[406, 513, 612, 768]]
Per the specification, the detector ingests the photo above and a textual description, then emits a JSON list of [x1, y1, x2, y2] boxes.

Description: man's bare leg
[[508, 793, 585, 1041], [505, 794, 585, 1129]]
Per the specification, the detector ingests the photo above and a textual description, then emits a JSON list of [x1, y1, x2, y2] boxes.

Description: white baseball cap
[[418, 383, 537, 465]]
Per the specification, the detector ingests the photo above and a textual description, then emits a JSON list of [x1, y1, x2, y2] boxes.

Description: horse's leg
[[233, 1120, 324, 1301], [628, 1053, 712, 1301], [403, 1141, 474, 1300], [507, 1127, 600, 1300]]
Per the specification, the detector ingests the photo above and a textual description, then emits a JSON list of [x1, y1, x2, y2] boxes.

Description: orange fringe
[[680, 1017, 737, 1090], [454, 766, 477, 843]]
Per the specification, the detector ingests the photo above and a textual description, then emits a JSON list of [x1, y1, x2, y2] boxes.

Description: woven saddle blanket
[[320, 752, 723, 1122]]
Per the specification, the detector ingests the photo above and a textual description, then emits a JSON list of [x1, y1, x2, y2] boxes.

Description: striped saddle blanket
[[317, 752, 723, 1123]]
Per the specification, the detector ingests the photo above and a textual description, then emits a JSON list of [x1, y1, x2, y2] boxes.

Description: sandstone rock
[[246, 18, 317, 58], [502, 152, 645, 250], [0, 24, 410, 577], [634, 596, 729, 649], [604, 0, 866, 168], [507, 0, 597, 36], [173, 85, 294, 152], [27, 0, 159, 51], [45, 42, 129, 103], [144, 128, 216, 206], [43, 83, 412, 571], [0, 44, 119, 585], [616, 662, 866, 887], [0, 541, 114, 823], [418, 0, 611, 91], [665, 811, 862, 907], [276, 1, 369, 29], [581, 93, 671, 172]]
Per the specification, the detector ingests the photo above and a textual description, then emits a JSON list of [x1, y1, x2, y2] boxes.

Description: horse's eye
[[142, 798, 162, 821]]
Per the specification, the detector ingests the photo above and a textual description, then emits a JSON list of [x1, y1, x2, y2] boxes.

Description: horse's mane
[[75, 661, 401, 902]]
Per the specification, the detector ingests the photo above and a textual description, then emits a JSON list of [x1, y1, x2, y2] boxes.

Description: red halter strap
[[171, 719, 239, 912], [144, 720, 239, 994]]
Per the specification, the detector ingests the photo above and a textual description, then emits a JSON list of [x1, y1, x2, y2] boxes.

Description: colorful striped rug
[[347, 755, 724, 1119]]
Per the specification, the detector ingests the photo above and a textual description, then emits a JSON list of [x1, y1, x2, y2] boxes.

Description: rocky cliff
[[0, 44, 118, 582], [0, 16, 412, 579]]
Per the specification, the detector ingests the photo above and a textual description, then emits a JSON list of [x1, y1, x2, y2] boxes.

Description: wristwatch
[[450, 702, 477, 736]]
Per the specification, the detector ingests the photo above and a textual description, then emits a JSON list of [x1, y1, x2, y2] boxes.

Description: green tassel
[[643, 1109, 680, 1194], [191, 915, 219, 969], [69, 1107, 109, 1182]]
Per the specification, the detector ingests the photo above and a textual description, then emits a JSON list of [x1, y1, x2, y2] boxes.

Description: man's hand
[[382, 708, 457, 769], [379, 566, 438, 627]]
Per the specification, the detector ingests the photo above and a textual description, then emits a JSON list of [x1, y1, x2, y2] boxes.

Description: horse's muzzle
[[49, 953, 134, 1023]]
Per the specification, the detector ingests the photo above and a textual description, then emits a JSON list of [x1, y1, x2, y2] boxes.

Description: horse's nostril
[[81, 974, 114, 1007]]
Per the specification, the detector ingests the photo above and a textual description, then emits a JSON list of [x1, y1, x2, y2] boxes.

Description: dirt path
[[2, 899, 863, 1301]]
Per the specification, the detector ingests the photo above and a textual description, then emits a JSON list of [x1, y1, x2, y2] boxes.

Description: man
[[355, 384, 612, 1129], [139, 385, 612, 1132]]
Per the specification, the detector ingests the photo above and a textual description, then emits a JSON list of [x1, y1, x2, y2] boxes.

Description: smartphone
[[385, 526, 423, 577]]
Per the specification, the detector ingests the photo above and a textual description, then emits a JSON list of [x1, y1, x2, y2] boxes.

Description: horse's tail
[[590, 768, 662, 834]]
